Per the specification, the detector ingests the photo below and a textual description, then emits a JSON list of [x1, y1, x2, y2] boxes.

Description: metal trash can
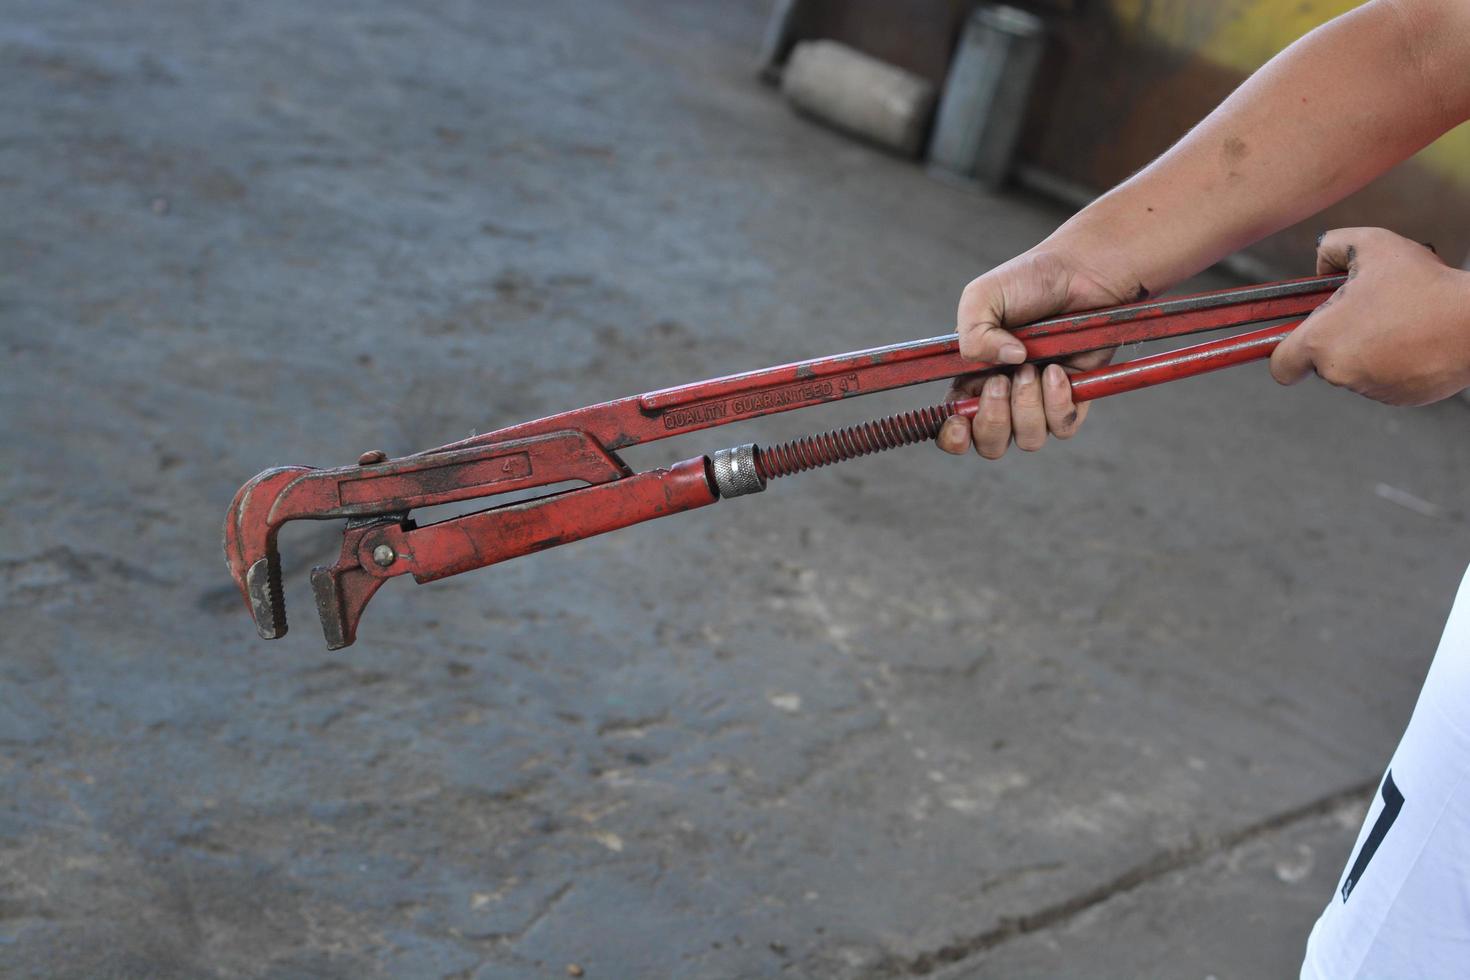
[[928, 4, 1045, 188]]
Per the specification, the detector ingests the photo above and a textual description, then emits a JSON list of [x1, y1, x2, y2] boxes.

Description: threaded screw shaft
[[754, 402, 958, 480]]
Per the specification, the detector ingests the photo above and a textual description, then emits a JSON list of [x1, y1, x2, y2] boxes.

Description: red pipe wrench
[[224, 274, 1343, 649]]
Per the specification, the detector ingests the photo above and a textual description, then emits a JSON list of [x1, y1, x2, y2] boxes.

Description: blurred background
[[2, 1, 1468, 977]]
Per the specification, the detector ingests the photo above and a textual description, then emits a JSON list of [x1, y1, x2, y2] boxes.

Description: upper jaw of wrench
[[223, 465, 320, 640], [222, 431, 636, 644]]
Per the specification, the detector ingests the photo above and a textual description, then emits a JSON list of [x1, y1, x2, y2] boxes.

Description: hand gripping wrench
[[224, 274, 1344, 649]]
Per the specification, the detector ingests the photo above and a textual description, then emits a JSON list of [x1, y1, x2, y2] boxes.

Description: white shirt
[[1301, 564, 1470, 978]]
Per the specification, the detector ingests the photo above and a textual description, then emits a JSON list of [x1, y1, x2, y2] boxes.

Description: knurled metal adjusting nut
[[710, 444, 767, 498]]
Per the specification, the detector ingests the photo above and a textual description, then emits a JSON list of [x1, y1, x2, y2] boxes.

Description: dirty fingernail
[[999, 343, 1026, 364], [1015, 364, 1036, 386], [942, 417, 967, 445], [1044, 364, 1067, 388], [985, 374, 1009, 398]]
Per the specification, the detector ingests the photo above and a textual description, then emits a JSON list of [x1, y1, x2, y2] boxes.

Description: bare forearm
[[1048, 0, 1470, 294]]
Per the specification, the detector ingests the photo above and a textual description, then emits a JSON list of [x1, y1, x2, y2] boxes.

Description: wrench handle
[[949, 320, 1299, 416]]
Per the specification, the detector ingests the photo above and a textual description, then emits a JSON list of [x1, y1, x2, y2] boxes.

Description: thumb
[[957, 315, 1026, 366], [957, 257, 1076, 364], [1269, 319, 1318, 386]]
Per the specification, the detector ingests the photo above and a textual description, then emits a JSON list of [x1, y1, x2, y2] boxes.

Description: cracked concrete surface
[[3, 0, 1470, 977]]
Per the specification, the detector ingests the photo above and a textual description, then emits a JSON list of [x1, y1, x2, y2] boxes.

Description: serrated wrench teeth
[[245, 554, 287, 639]]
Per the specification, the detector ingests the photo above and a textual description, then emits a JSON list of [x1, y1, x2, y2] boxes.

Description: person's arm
[[941, 0, 1470, 459]]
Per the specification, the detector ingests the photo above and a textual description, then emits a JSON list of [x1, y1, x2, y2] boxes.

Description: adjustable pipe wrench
[[224, 274, 1343, 649]]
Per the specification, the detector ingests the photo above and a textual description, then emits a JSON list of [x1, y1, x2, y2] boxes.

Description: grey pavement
[[3, 1, 1469, 977]]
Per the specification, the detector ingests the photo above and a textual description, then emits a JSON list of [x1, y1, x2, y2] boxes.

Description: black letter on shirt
[[1341, 770, 1404, 903]]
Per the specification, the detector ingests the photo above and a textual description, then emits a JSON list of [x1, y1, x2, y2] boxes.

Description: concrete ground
[[3, 1, 1469, 977]]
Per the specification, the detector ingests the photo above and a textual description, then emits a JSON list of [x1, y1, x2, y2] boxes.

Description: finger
[[1269, 323, 1317, 386], [1042, 364, 1083, 438], [1011, 364, 1046, 451], [1063, 347, 1114, 372], [943, 373, 991, 455], [1315, 228, 1364, 275], [1047, 349, 1111, 433], [936, 415, 971, 455], [971, 374, 1012, 459], [947, 371, 992, 400]]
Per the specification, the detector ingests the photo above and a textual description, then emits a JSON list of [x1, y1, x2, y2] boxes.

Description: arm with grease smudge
[[1056, 0, 1470, 295], [943, 0, 1470, 459]]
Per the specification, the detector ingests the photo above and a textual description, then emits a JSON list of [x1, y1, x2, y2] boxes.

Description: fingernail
[[985, 374, 1009, 398], [1015, 364, 1036, 386], [999, 343, 1026, 364], [942, 417, 967, 446], [1044, 364, 1067, 389]]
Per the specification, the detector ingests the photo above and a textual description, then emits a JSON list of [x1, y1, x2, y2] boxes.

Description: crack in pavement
[[890, 778, 1376, 976]]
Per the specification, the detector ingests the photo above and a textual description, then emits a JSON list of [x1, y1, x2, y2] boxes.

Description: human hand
[[937, 248, 1143, 459], [1270, 228, 1470, 405]]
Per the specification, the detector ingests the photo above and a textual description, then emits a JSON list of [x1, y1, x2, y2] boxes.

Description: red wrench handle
[[942, 321, 1297, 419], [1067, 320, 1294, 402], [431, 276, 1342, 455]]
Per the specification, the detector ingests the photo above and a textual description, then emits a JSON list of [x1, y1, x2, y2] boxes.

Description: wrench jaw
[[223, 430, 639, 646], [245, 552, 287, 639], [310, 561, 385, 651], [223, 466, 315, 640]]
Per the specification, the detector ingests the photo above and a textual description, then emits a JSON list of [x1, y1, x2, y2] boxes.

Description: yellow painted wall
[[1107, 0, 1470, 187]]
